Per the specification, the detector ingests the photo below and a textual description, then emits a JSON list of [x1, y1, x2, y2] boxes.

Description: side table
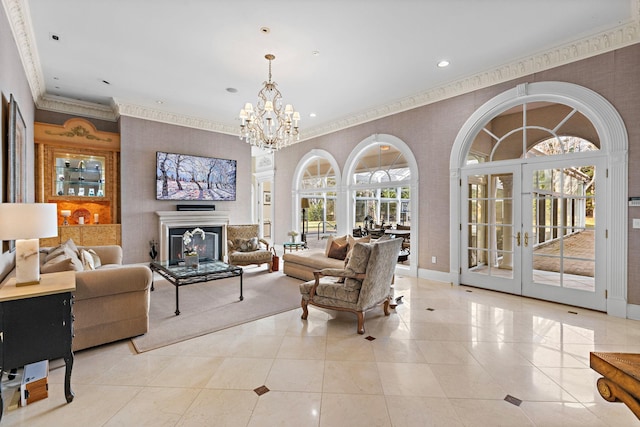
[[0, 271, 76, 420], [283, 242, 306, 252]]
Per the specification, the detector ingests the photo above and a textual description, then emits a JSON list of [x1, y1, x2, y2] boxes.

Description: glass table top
[[151, 259, 240, 279]]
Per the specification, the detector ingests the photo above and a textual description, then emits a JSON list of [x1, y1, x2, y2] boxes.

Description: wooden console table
[[590, 352, 640, 419], [0, 271, 76, 421]]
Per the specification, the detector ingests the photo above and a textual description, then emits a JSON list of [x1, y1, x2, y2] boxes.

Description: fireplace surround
[[156, 211, 230, 262]]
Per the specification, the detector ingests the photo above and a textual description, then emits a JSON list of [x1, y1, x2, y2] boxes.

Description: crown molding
[[113, 100, 237, 135], [300, 17, 640, 141], [2, 0, 45, 101], [5, 0, 640, 140], [37, 94, 118, 121]]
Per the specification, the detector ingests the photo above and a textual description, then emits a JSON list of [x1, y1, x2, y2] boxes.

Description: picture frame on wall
[[263, 191, 271, 205], [8, 94, 27, 204], [5, 94, 27, 252]]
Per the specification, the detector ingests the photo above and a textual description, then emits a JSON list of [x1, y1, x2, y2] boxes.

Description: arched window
[[295, 152, 339, 242], [467, 102, 599, 164], [351, 144, 411, 232]]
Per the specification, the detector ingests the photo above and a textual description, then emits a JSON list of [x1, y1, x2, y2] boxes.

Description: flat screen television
[[156, 151, 237, 201]]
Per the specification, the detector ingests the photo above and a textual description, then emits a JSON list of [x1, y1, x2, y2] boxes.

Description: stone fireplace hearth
[[156, 211, 230, 262]]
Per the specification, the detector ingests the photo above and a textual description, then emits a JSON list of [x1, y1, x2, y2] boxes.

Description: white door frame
[[450, 82, 628, 317]]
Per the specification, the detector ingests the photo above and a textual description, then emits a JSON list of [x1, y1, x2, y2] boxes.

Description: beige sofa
[[70, 245, 152, 351], [283, 234, 371, 281], [0, 243, 152, 352]]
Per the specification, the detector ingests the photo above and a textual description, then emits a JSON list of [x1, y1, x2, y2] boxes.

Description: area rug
[[131, 267, 302, 353]]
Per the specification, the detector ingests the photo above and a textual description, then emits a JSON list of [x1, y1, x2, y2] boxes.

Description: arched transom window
[[351, 144, 411, 230]]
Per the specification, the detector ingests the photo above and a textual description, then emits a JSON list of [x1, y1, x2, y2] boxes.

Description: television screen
[[156, 151, 237, 201]]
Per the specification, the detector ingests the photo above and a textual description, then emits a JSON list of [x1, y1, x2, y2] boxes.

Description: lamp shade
[[0, 203, 59, 240], [301, 198, 310, 209]]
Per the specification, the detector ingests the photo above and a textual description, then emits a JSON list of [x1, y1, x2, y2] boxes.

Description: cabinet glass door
[[54, 154, 105, 197]]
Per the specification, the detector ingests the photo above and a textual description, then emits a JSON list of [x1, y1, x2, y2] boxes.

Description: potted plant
[[287, 230, 298, 243], [183, 227, 205, 268]]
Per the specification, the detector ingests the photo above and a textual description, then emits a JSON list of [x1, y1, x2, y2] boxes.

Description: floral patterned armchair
[[299, 237, 403, 334], [227, 224, 273, 272]]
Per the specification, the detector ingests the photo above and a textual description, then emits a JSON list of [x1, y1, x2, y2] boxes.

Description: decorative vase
[[290, 236, 295, 243], [185, 254, 199, 268]]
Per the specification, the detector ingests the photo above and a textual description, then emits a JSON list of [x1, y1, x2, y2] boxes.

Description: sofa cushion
[[283, 249, 345, 271], [229, 248, 271, 263]]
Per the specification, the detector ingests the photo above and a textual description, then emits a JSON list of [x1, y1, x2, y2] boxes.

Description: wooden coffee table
[[150, 259, 243, 315]]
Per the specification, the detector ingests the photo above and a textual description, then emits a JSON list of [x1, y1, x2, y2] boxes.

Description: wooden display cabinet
[[35, 118, 121, 245]]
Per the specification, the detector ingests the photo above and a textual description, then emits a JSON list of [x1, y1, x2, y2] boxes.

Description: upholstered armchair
[[300, 237, 403, 334], [227, 224, 273, 272]]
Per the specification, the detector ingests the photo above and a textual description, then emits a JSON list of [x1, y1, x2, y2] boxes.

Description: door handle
[[524, 232, 529, 247], [516, 232, 521, 246]]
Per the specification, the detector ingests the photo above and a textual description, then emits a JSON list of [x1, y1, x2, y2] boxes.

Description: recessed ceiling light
[[226, 87, 238, 93], [101, 79, 111, 85], [437, 60, 450, 68], [53, 76, 59, 80], [50, 33, 60, 41], [312, 50, 320, 57], [260, 26, 270, 34], [309, 113, 317, 118], [156, 100, 164, 105]]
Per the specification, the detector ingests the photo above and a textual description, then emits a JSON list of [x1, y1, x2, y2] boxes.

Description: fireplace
[[168, 226, 223, 263], [156, 210, 230, 262]]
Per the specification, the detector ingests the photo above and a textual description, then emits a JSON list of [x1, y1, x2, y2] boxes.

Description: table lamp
[[0, 203, 58, 286]]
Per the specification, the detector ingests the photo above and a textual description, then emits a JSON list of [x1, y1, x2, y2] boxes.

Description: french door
[[461, 157, 605, 311]]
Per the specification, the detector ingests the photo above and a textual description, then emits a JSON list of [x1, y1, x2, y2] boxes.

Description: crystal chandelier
[[239, 54, 300, 151]]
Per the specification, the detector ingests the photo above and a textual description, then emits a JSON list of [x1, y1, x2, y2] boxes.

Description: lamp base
[[15, 238, 42, 286], [16, 279, 41, 287]]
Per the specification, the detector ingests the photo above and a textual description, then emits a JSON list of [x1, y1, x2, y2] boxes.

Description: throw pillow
[[79, 249, 100, 270], [87, 249, 102, 268], [234, 237, 259, 252], [325, 234, 348, 257], [327, 240, 348, 260], [45, 244, 80, 265], [41, 253, 84, 273], [347, 234, 371, 248]]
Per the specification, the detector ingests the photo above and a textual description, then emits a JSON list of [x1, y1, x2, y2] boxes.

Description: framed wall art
[[3, 95, 27, 252], [263, 191, 271, 205], [7, 94, 27, 204]]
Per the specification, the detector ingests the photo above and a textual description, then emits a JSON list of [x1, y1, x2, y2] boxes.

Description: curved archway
[[450, 82, 628, 317], [344, 134, 419, 276], [291, 149, 341, 244]]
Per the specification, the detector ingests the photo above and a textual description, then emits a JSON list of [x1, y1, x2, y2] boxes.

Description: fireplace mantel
[[156, 210, 230, 261]]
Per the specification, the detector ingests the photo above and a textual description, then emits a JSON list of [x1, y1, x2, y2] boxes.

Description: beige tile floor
[[3, 275, 640, 426]]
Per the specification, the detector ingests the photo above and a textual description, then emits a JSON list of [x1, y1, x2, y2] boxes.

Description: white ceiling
[[8, 0, 639, 140]]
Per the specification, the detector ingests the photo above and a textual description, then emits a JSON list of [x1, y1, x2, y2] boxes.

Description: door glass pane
[[530, 165, 595, 292], [466, 173, 513, 279]]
